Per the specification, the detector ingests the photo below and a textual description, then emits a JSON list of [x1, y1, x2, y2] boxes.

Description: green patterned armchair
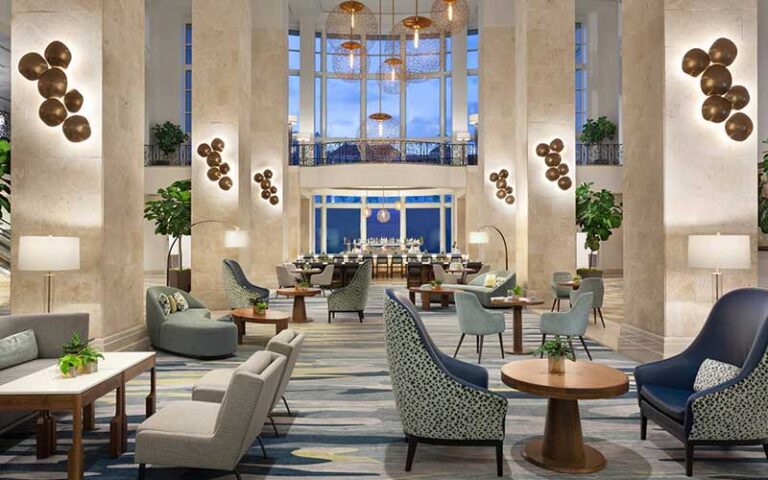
[[384, 288, 508, 476], [222, 259, 270, 308], [328, 260, 371, 323]]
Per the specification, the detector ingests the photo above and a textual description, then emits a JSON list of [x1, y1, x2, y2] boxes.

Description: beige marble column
[[191, 0, 251, 308], [11, 0, 145, 350], [620, 0, 758, 361], [514, 0, 576, 298]]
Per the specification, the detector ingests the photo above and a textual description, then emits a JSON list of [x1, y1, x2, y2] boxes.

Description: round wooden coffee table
[[558, 280, 580, 290], [276, 287, 322, 323], [231, 308, 290, 344], [408, 286, 455, 310], [490, 297, 544, 354], [501, 359, 629, 474]]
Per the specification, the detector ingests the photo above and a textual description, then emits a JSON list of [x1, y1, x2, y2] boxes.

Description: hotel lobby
[[0, 0, 768, 479]]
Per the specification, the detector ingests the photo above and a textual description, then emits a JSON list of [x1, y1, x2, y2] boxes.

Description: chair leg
[[567, 337, 576, 358], [138, 463, 146, 480], [640, 414, 647, 440], [454, 334, 465, 358], [405, 436, 417, 472], [551, 298, 557, 312], [478, 335, 484, 363], [328, 312, 332, 323], [476, 335, 479, 353], [269, 416, 279, 436], [685, 442, 694, 477], [258, 436, 268, 458], [579, 336, 593, 361], [495, 441, 503, 477], [358, 311, 364, 323], [233, 466, 243, 480], [762, 443, 768, 461], [593, 308, 597, 324], [282, 396, 292, 416], [598, 308, 606, 328], [540, 334, 546, 358], [498, 333, 505, 359]]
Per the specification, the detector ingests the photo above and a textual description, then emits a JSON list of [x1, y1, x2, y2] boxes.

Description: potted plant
[[59, 332, 103, 376], [430, 279, 443, 290], [533, 335, 576, 375], [295, 280, 309, 291], [758, 138, 768, 245], [0, 138, 11, 221], [508, 285, 524, 299], [58, 354, 83, 378], [575, 182, 623, 272], [572, 275, 582, 288], [144, 180, 192, 291], [77, 345, 104, 374], [61, 332, 90, 355], [253, 300, 268, 315], [579, 116, 617, 164], [151, 121, 188, 156]]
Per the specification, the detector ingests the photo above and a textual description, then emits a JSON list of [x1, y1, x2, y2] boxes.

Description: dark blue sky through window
[[327, 209, 360, 253], [406, 208, 441, 253], [367, 209, 400, 238]]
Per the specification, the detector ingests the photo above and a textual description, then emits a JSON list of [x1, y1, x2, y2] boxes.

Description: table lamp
[[687, 233, 750, 301], [18, 235, 80, 313]]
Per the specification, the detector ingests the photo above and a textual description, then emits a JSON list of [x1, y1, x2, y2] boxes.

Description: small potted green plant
[[508, 285, 524, 299], [151, 121, 189, 156], [58, 354, 83, 378], [430, 279, 443, 290], [253, 300, 268, 315], [59, 332, 104, 376], [532, 335, 576, 375], [572, 275, 581, 289], [61, 332, 89, 355], [77, 345, 104, 374]]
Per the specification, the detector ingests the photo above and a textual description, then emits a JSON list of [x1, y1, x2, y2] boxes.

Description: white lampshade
[[18, 236, 80, 271], [688, 234, 750, 270], [469, 231, 489, 244], [224, 230, 248, 248]]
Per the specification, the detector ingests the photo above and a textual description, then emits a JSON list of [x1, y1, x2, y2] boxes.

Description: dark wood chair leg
[[476, 335, 479, 353], [498, 333, 505, 359], [269, 416, 279, 436], [579, 336, 593, 360], [478, 335, 484, 363], [233, 466, 243, 480], [358, 311, 364, 323], [405, 436, 417, 472], [454, 334, 465, 358], [567, 337, 576, 358], [551, 298, 557, 312], [495, 441, 503, 477], [328, 312, 332, 323], [258, 436, 268, 458], [282, 396, 292, 416], [640, 414, 647, 440], [685, 442, 694, 477], [138, 463, 146, 480], [598, 307, 606, 327], [593, 308, 598, 324], [557, 298, 561, 311], [540, 334, 546, 358], [763, 443, 768, 460]]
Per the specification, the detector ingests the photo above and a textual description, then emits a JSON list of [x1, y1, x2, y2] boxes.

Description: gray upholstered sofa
[[0, 312, 89, 433], [441, 271, 517, 308], [146, 287, 237, 358]]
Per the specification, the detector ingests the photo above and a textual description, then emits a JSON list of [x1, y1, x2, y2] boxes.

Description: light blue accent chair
[[550, 271, 572, 311], [570, 277, 605, 327], [539, 292, 594, 360], [453, 291, 506, 363]]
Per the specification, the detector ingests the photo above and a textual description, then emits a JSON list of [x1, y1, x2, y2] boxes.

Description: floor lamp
[[18, 236, 80, 313], [469, 225, 509, 271], [688, 234, 750, 302], [165, 221, 247, 287]]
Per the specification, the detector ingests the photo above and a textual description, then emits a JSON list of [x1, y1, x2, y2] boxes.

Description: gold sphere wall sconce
[[197, 138, 232, 190], [682, 38, 752, 142], [536, 138, 572, 190], [488, 169, 515, 205], [254, 169, 279, 205], [18, 41, 91, 142]]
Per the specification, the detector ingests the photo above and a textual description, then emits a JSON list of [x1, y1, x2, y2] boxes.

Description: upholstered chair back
[[551, 271, 572, 298], [276, 265, 297, 287], [311, 265, 334, 285], [266, 329, 306, 409], [465, 264, 490, 284], [576, 278, 604, 307], [540, 292, 594, 337], [432, 264, 448, 282], [145, 287, 206, 343], [222, 259, 256, 308], [214, 351, 285, 462], [455, 291, 504, 336]]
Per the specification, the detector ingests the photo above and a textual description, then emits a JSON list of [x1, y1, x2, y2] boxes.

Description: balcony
[[575, 143, 623, 166], [144, 144, 192, 167], [290, 140, 478, 167]]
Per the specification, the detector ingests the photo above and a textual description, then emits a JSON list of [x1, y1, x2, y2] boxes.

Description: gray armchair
[[222, 259, 270, 308], [550, 271, 572, 311], [539, 292, 594, 360], [275, 264, 300, 293], [570, 277, 605, 327], [464, 264, 490, 284], [444, 271, 517, 308], [135, 351, 286, 479], [433, 264, 460, 284], [328, 260, 371, 323], [310, 265, 334, 294], [146, 287, 237, 358], [453, 291, 506, 363]]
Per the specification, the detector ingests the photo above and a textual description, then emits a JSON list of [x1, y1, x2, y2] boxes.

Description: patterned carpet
[[1, 285, 767, 479]]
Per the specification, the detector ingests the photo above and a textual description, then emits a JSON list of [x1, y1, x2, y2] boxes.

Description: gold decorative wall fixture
[[536, 138, 572, 190], [197, 138, 232, 191], [488, 169, 515, 205], [254, 169, 279, 205], [18, 41, 91, 142], [682, 38, 752, 142]]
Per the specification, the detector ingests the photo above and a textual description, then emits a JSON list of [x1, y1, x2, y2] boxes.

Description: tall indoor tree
[[144, 179, 191, 287], [575, 182, 623, 269]]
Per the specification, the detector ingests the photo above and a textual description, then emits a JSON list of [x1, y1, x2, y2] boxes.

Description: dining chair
[[454, 291, 506, 363], [570, 278, 605, 327], [550, 271, 572, 311], [538, 292, 594, 360]]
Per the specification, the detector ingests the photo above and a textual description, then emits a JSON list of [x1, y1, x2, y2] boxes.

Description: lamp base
[[711, 270, 723, 303]]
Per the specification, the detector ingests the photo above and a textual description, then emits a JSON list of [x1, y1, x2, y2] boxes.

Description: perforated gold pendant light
[[402, 0, 432, 49], [367, 0, 398, 139], [326, 1, 377, 81], [431, 0, 469, 33]]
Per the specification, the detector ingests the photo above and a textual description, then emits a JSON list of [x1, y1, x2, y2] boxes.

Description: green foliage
[[532, 335, 575, 361], [58, 354, 84, 375], [61, 331, 92, 355], [759, 139, 768, 234], [78, 345, 104, 364], [0, 139, 10, 218], [152, 121, 188, 155], [512, 285, 523, 296], [575, 182, 623, 254], [579, 116, 617, 145], [254, 300, 268, 311], [144, 180, 192, 239]]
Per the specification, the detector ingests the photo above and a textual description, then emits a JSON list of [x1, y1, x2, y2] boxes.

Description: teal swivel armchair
[[539, 292, 594, 360], [453, 291, 506, 363], [550, 271, 572, 311]]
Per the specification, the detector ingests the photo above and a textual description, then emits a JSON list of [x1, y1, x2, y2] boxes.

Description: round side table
[[276, 287, 321, 323]]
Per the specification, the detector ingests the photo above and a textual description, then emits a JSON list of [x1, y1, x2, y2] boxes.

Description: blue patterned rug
[[1, 285, 766, 479]]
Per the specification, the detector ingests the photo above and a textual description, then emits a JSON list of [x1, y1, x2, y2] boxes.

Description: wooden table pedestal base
[[521, 398, 606, 474]]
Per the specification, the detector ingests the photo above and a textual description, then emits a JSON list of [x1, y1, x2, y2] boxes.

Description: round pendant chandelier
[[430, 0, 469, 33], [377, 208, 391, 223], [367, 0, 399, 140], [401, 0, 433, 49], [326, 1, 377, 81]]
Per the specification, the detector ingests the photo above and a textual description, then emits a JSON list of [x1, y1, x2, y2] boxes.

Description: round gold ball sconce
[[254, 169, 279, 206], [197, 139, 232, 190], [681, 38, 752, 141], [488, 168, 514, 205], [536, 138, 572, 190], [18, 41, 91, 142]]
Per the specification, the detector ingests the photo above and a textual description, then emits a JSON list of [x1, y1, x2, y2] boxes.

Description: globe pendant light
[[377, 208, 391, 223], [367, 0, 398, 139], [383, 0, 403, 84], [402, 0, 432, 49], [431, 0, 469, 33], [326, 1, 377, 81]]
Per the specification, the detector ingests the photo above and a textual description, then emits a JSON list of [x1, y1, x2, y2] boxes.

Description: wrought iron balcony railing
[[575, 143, 623, 166], [144, 144, 192, 166], [290, 140, 478, 166]]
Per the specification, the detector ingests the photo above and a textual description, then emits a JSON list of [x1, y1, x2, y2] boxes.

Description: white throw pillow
[[483, 274, 497, 288], [693, 358, 741, 392], [494, 277, 507, 288], [173, 292, 190, 312], [157, 293, 172, 316]]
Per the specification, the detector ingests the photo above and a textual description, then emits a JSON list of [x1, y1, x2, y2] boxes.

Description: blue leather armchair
[[383, 288, 508, 476], [222, 259, 270, 308], [635, 288, 768, 476]]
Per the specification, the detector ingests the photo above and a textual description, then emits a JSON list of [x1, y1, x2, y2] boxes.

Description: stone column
[[514, 0, 576, 297], [11, 0, 145, 350], [191, 0, 251, 308], [620, 0, 758, 361]]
